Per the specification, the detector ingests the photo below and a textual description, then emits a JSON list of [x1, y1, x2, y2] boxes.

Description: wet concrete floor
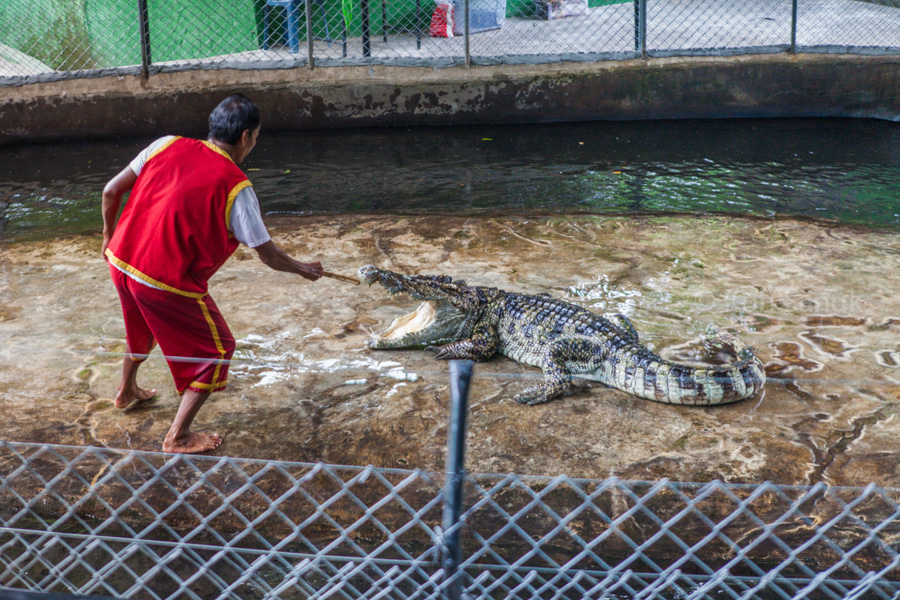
[[2, 214, 900, 486]]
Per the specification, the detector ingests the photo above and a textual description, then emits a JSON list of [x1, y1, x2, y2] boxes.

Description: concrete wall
[[0, 54, 898, 146]]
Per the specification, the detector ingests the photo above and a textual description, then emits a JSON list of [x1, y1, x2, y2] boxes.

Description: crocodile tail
[[621, 333, 766, 405], [661, 333, 765, 405]]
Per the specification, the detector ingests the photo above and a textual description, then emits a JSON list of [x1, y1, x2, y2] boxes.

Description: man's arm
[[101, 166, 138, 259], [254, 240, 324, 281]]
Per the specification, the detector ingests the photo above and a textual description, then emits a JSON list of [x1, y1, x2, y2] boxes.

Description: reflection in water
[[2, 118, 900, 240], [766, 341, 825, 378]]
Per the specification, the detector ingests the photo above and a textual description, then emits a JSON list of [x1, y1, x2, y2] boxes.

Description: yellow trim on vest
[[188, 379, 228, 392], [106, 249, 205, 299], [225, 180, 252, 234], [147, 136, 181, 163], [202, 140, 235, 162], [196, 296, 227, 388]]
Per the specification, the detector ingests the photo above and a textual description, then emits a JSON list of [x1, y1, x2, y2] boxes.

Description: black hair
[[208, 94, 261, 145]]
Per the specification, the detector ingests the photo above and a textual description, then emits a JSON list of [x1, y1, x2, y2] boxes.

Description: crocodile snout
[[357, 264, 380, 285]]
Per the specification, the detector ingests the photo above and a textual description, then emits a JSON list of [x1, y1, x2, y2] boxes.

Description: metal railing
[[3, 362, 900, 599], [1, 0, 898, 84]]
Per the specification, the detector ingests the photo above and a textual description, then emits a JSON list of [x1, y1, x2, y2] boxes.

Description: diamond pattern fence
[[3, 440, 900, 599], [1, 0, 898, 83]]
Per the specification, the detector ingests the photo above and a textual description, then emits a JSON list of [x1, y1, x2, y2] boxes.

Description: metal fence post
[[362, 0, 371, 57], [633, 0, 639, 52], [638, 0, 647, 59], [306, 0, 315, 68], [136, 0, 151, 78], [442, 360, 473, 600], [464, 0, 471, 67], [416, 0, 422, 49], [790, 0, 798, 53]]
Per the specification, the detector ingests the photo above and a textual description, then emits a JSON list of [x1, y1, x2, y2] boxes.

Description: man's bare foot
[[114, 385, 157, 409], [162, 431, 223, 454]]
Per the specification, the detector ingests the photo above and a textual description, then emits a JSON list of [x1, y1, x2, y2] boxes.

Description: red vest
[[106, 137, 249, 297]]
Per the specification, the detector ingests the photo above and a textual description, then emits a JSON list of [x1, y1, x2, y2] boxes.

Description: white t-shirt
[[113, 136, 272, 289]]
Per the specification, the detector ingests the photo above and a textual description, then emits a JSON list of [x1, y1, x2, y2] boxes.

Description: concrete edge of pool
[[0, 53, 898, 145]]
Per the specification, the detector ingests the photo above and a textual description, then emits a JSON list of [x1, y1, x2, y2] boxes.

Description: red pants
[[110, 266, 235, 394]]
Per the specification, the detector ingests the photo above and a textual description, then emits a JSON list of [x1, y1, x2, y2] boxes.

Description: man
[[101, 94, 323, 454]]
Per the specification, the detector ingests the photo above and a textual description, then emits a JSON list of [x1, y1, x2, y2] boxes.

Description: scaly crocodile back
[[494, 292, 765, 405]]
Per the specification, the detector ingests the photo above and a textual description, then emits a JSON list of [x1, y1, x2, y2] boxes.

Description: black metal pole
[[306, 0, 315, 68], [638, 0, 647, 59], [361, 0, 371, 57], [416, 0, 421, 49], [633, 0, 639, 52], [464, 0, 470, 67], [790, 0, 798, 53], [442, 360, 473, 600], [136, 0, 151, 77]]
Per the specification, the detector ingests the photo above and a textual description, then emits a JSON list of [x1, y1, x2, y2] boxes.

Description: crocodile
[[359, 264, 766, 406]]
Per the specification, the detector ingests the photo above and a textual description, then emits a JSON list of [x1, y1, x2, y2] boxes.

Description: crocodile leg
[[514, 338, 605, 405], [428, 322, 499, 361]]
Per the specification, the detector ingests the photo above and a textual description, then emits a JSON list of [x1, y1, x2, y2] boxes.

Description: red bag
[[429, 2, 454, 37]]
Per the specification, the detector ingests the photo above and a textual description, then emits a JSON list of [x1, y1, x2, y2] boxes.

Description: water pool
[[2, 117, 900, 240]]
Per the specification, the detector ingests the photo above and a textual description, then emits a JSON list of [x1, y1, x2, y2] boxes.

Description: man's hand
[[254, 240, 323, 281], [297, 260, 324, 281], [101, 234, 112, 261]]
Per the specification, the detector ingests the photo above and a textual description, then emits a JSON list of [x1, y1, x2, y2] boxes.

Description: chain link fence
[[1, 0, 898, 83], [3, 439, 900, 599]]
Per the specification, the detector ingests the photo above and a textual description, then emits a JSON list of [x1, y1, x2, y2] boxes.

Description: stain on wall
[[0, 54, 898, 145]]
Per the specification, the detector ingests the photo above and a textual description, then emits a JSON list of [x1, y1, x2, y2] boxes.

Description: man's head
[[208, 94, 261, 163]]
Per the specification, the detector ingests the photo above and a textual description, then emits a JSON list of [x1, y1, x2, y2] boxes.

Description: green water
[[2, 117, 899, 240]]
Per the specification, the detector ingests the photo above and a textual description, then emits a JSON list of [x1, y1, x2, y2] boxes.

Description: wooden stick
[[323, 270, 360, 285]]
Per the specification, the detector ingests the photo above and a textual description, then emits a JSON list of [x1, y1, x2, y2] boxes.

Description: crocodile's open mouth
[[360, 264, 475, 350], [372, 301, 437, 342], [367, 299, 470, 350]]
